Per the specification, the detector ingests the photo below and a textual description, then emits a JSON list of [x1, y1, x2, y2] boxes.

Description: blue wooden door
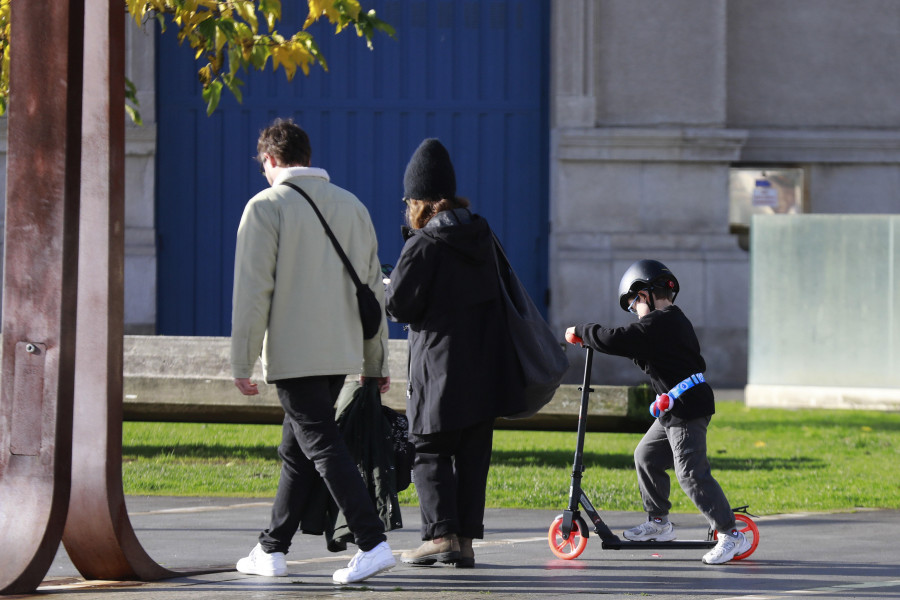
[[155, 0, 549, 335]]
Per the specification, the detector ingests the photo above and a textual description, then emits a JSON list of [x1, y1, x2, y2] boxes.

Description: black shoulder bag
[[492, 232, 569, 418], [282, 181, 382, 340]]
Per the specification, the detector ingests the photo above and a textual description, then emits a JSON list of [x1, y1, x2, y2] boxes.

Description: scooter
[[547, 333, 760, 560]]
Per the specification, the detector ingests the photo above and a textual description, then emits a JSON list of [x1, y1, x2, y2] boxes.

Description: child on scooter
[[565, 259, 750, 565]]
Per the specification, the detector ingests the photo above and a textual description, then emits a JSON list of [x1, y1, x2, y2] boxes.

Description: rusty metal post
[[59, 1, 175, 581], [0, 0, 85, 595]]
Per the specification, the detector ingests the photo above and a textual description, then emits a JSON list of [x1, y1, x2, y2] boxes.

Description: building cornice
[[554, 126, 900, 164], [554, 127, 749, 162], [740, 128, 900, 164]]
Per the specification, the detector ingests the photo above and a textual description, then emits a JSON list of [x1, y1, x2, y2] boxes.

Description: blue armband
[[667, 373, 705, 400]]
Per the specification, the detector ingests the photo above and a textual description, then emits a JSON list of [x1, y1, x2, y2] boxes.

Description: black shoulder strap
[[281, 181, 364, 289]]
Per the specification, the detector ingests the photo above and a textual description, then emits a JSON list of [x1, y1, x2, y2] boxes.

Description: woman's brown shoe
[[400, 535, 461, 565], [456, 537, 475, 568]]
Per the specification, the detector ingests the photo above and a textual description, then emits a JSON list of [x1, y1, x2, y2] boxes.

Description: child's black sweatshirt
[[574, 305, 714, 424]]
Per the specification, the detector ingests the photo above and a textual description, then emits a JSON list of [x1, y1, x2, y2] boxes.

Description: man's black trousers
[[258, 375, 386, 554]]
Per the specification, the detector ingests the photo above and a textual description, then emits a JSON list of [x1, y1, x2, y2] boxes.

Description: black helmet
[[618, 259, 680, 312]]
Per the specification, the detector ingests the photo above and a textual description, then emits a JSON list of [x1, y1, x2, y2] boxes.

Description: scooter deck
[[600, 539, 716, 550]]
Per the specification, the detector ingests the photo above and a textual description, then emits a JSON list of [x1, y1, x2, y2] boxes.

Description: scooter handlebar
[[565, 331, 583, 345]]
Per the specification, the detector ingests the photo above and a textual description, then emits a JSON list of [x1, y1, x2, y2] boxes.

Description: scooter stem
[[567, 346, 594, 510]]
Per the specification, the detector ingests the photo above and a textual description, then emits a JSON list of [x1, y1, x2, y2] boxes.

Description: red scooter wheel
[[548, 515, 589, 560], [715, 513, 760, 560]]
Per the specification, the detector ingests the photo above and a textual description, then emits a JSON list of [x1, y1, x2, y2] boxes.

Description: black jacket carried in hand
[[574, 305, 714, 424], [385, 209, 524, 435], [295, 379, 407, 552]]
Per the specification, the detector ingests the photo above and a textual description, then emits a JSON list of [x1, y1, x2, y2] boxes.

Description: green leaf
[[227, 46, 242, 76], [217, 18, 236, 39], [249, 43, 271, 69], [222, 73, 243, 104], [202, 79, 223, 115], [196, 17, 216, 40], [370, 12, 396, 38], [260, 0, 281, 32], [125, 103, 143, 126], [125, 77, 138, 100], [124, 76, 142, 126]]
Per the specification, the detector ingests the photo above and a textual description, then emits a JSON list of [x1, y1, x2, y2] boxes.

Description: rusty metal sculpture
[[0, 1, 194, 593], [0, 1, 85, 593]]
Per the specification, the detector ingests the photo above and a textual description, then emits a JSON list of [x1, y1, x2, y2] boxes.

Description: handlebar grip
[[565, 331, 583, 345]]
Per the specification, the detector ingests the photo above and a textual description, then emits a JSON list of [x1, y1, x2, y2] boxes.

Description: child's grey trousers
[[634, 416, 737, 532]]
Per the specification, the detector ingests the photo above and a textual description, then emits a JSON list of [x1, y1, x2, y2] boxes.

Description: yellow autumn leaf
[[125, 0, 146, 25], [215, 25, 227, 53], [290, 42, 315, 76], [197, 64, 212, 85], [240, 32, 256, 62], [304, 0, 341, 30], [271, 45, 298, 80], [270, 45, 284, 70], [234, 1, 259, 34], [189, 10, 211, 28], [264, 4, 279, 32], [342, 0, 362, 21]]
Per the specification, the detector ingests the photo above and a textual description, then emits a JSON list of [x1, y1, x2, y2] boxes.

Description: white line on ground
[[715, 578, 900, 600], [129, 502, 272, 516]]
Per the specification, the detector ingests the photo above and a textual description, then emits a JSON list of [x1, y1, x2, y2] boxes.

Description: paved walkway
[[14, 497, 900, 599]]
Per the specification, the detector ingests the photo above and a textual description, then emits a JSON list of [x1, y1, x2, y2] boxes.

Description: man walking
[[231, 118, 394, 584]]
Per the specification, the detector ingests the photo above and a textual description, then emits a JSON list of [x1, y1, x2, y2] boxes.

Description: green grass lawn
[[123, 403, 900, 515]]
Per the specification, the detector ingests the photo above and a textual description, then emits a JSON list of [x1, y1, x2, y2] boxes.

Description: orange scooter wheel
[[548, 514, 589, 560], [715, 513, 760, 560]]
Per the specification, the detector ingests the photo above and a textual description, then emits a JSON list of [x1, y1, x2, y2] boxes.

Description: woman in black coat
[[385, 139, 520, 569]]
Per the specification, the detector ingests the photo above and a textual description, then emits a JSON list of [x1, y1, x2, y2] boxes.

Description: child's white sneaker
[[236, 543, 288, 576], [623, 519, 676, 542], [702, 530, 751, 564], [333, 541, 396, 584]]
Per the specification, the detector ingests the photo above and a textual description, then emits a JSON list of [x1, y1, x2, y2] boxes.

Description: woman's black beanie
[[403, 138, 456, 201]]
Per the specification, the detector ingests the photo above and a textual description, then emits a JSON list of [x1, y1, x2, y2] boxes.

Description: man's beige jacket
[[231, 169, 389, 382]]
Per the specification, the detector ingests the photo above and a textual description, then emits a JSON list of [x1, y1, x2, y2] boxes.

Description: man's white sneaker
[[622, 519, 677, 542], [236, 543, 288, 576], [702, 530, 751, 564], [333, 541, 396, 584]]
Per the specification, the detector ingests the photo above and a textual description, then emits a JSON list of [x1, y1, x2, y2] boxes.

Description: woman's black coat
[[385, 211, 523, 435]]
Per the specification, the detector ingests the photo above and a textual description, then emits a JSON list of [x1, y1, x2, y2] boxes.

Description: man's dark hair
[[257, 118, 311, 167]]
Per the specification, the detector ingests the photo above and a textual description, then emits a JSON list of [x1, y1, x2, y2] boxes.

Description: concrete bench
[[121, 336, 654, 432]]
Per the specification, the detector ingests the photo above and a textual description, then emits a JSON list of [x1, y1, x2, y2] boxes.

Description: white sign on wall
[[752, 179, 778, 207]]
